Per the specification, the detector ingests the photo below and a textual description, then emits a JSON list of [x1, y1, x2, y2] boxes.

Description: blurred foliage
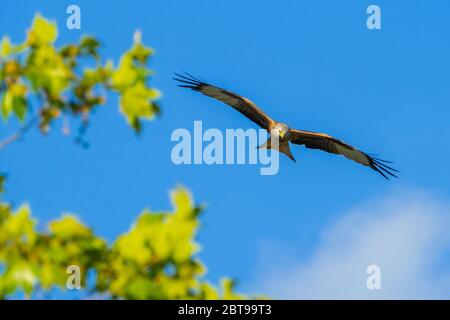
[[0, 15, 250, 300], [0, 187, 245, 299], [0, 175, 4, 193], [0, 14, 160, 138]]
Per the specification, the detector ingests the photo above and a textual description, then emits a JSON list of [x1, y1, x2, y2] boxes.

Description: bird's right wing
[[290, 129, 398, 179], [174, 72, 275, 130]]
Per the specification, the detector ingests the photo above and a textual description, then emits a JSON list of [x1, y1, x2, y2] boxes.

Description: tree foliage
[[0, 15, 247, 299], [0, 187, 244, 299], [0, 14, 160, 145]]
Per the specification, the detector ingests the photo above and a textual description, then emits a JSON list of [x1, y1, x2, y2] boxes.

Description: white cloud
[[254, 190, 450, 299]]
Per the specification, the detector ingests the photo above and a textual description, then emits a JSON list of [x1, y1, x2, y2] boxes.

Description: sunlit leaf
[[0, 204, 36, 246], [27, 14, 58, 46], [1, 88, 13, 119], [49, 214, 91, 239], [0, 37, 11, 57], [26, 46, 71, 96], [9, 83, 27, 121], [130, 42, 154, 64], [119, 82, 160, 129]]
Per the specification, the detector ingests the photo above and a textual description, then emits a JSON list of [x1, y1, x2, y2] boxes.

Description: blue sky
[[1, 0, 450, 298]]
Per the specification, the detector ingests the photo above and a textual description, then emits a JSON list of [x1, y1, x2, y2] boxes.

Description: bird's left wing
[[173, 73, 275, 130], [290, 129, 398, 179]]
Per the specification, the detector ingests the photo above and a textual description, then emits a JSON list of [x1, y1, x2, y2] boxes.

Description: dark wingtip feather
[[173, 72, 205, 86], [173, 72, 212, 96], [365, 153, 399, 180], [374, 167, 390, 180], [182, 71, 205, 83]]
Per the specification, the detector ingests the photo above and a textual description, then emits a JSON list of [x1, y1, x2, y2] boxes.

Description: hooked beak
[[279, 130, 285, 139]]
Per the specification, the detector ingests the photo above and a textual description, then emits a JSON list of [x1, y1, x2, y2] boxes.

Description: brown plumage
[[174, 72, 398, 179]]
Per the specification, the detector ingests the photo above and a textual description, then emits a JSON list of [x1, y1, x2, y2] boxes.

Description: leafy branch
[[0, 187, 245, 300], [0, 14, 160, 151]]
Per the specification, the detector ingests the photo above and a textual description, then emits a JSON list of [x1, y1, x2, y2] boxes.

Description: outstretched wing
[[173, 72, 275, 130], [290, 129, 398, 179]]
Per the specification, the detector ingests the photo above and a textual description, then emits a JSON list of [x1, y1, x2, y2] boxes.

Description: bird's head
[[273, 122, 290, 139]]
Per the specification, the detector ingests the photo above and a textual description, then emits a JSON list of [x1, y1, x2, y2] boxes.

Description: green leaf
[[27, 14, 58, 46], [1, 89, 13, 120], [49, 214, 91, 239], [0, 36, 11, 57], [3, 263, 38, 296], [0, 204, 36, 245], [119, 83, 160, 130], [26, 46, 71, 96], [172, 187, 197, 219], [0, 37, 26, 58], [130, 43, 154, 64], [127, 277, 167, 299], [13, 97, 27, 121], [111, 54, 139, 90], [11, 83, 27, 121], [80, 36, 100, 58], [1, 83, 27, 121]]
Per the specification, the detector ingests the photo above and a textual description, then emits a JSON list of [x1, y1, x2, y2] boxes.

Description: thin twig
[[0, 115, 39, 151]]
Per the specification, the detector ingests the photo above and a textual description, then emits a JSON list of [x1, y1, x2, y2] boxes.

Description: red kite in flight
[[174, 73, 397, 179]]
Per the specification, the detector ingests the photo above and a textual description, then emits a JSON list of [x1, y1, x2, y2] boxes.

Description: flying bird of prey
[[174, 73, 398, 179]]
